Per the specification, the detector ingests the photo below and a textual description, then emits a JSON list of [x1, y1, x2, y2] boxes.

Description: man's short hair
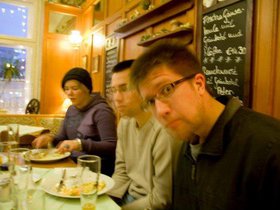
[[112, 59, 135, 73], [130, 39, 204, 87]]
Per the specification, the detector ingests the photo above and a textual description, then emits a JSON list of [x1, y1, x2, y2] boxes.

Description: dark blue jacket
[[173, 97, 280, 210]]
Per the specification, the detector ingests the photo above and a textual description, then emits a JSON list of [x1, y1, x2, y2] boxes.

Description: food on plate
[[60, 185, 80, 196], [58, 180, 106, 196], [30, 149, 66, 160], [30, 151, 48, 159]]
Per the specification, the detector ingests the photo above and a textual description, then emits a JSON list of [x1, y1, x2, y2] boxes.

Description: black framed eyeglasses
[[143, 73, 197, 109]]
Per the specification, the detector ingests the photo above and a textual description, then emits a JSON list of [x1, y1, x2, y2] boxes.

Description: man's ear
[[194, 73, 206, 95]]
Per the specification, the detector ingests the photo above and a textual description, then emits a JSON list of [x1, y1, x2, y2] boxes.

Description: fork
[[56, 168, 66, 192]]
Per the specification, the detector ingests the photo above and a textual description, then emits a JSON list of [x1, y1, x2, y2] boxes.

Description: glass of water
[[9, 148, 31, 210], [0, 143, 15, 209], [77, 155, 101, 210]]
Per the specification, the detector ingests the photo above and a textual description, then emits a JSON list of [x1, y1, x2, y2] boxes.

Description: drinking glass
[[9, 148, 31, 210], [0, 143, 15, 209], [0, 124, 19, 151], [7, 124, 19, 143], [77, 155, 101, 210], [26, 167, 45, 210]]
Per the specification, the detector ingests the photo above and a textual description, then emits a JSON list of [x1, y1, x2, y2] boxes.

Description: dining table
[[31, 166, 120, 210], [0, 155, 120, 210]]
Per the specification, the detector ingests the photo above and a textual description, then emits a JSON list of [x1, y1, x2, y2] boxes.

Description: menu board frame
[[198, 0, 253, 106]]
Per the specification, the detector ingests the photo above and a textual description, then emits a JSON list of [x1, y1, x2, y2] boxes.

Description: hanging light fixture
[[69, 30, 82, 49]]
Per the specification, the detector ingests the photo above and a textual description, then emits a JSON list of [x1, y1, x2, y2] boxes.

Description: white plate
[[29, 149, 70, 163], [41, 168, 115, 199]]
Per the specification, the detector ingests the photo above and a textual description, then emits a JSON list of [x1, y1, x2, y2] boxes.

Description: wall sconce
[[69, 30, 82, 49], [93, 32, 105, 48]]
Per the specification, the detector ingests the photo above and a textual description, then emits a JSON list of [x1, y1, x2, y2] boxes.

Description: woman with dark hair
[[32, 67, 117, 176]]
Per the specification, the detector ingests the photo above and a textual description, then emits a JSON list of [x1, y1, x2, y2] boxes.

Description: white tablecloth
[[0, 167, 121, 210]]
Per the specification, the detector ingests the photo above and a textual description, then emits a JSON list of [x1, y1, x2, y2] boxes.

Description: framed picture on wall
[[92, 55, 100, 73]]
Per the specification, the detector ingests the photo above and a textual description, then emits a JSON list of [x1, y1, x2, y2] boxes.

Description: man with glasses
[[107, 60, 181, 210], [130, 40, 280, 210]]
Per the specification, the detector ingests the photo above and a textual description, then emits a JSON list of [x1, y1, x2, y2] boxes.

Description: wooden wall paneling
[[82, 5, 93, 34], [252, 0, 279, 117], [154, 0, 163, 4], [124, 0, 140, 9], [119, 38, 125, 61], [82, 0, 95, 10], [42, 36, 79, 114], [185, 0, 197, 54], [125, 3, 140, 19], [123, 32, 145, 59], [106, 15, 122, 35], [272, 0, 280, 118], [80, 5, 93, 69], [41, 2, 82, 114], [107, 0, 123, 17], [91, 27, 106, 95]]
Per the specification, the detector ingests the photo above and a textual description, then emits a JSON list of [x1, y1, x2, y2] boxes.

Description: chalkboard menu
[[104, 34, 119, 102], [201, 0, 253, 105]]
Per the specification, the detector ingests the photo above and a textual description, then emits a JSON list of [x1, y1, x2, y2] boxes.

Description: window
[[0, 2, 29, 38], [0, 0, 43, 114]]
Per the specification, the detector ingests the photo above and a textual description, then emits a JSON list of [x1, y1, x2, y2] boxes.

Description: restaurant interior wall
[[251, 0, 280, 118], [40, 2, 82, 114], [40, 0, 280, 120]]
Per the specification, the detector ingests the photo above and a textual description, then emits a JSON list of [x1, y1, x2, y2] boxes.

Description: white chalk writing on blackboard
[[228, 29, 243, 38], [203, 32, 227, 45], [221, 21, 235, 29], [226, 46, 246, 55], [203, 8, 245, 24], [202, 66, 238, 76], [216, 87, 235, 95], [206, 75, 238, 95], [214, 76, 239, 87], [201, 2, 248, 99], [203, 24, 219, 35], [204, 46, 223, 56], [204, 46, 247, 57]]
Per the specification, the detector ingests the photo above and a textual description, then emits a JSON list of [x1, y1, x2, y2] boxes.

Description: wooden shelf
[[114, 0, 194, 38], [137, 27, 193, 47]]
